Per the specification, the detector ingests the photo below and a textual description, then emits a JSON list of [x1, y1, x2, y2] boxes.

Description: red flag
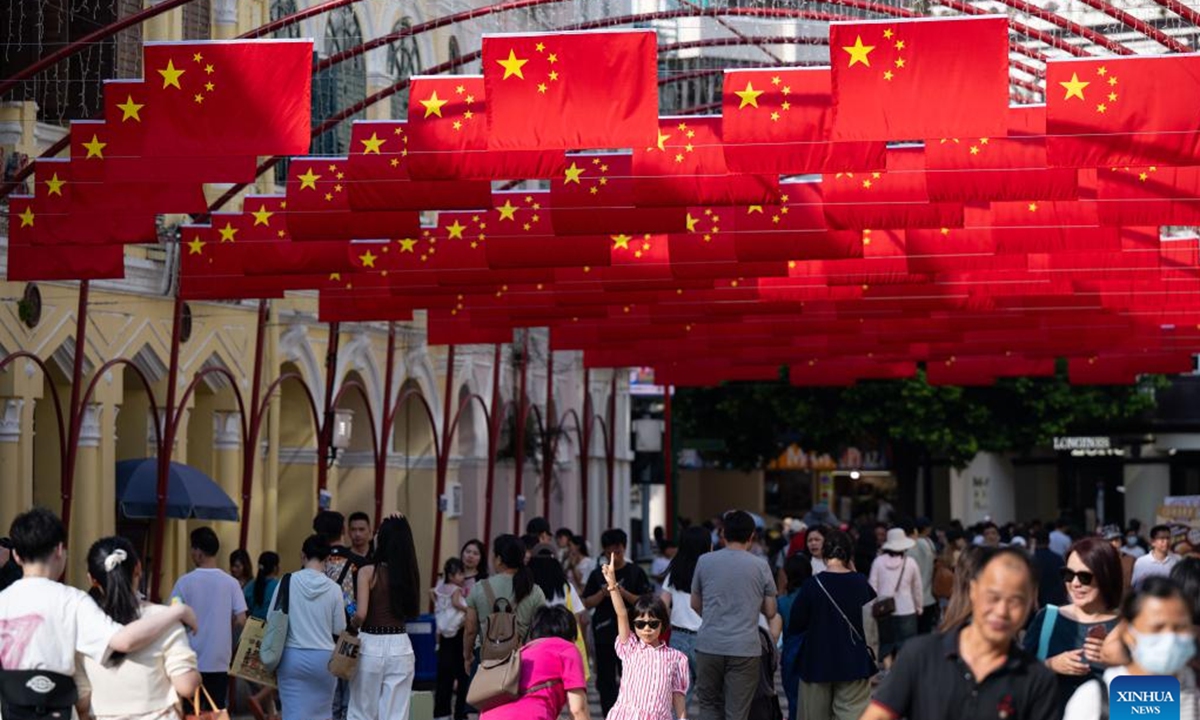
[[1095, 165, 1200, 226], [482, 30, 658, 150], [633, 116, 778, 206], [721, 67, 886, 175], [481, 191, 609, 269], [549, 152, 688, 235], [406, 75, 565, 180], [285, 157, 422, 240], [822, 148, 963, 229], [1046, 55, 1200, 167], [29, 159, 158, 245], [139, 40, 313, 156], [179, 223, 291, 300], [829, 17, 1009, 141], [5, 196, 125, 280]]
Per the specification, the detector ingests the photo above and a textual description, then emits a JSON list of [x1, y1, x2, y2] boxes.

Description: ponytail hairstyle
[[253, 551, 281, 609], [86, 536, 141, 625], [493, 534, 534, 603]]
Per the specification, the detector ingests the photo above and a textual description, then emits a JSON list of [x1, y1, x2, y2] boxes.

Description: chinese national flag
[[829, 16, 1009, 141], [406, 76, 565, 180], [139, 40, 312, 157], [5, 196, 125, 280], [668, 207, 788, 280], [549, 152, 688, 235], [482, 30, 659, 150], [925, 106, 1080, 202], [430, 211, 553, 287], [1046, 55, 1200, 167], [31, 159, 159, 245], [346, 122, 493, 210], [822, 147, 963, 229], [722, 67, 886, 175], [101, 80, 258, 183], [180, 224, 288, 300], [481, 191, 610, 269], [1094, 165, 1200, 226], [633, 116, 778, 206], [285, 157, 422, 240], [426, 308, 513, 345]]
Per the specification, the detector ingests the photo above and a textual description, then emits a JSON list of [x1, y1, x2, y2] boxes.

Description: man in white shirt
[[909, 519, 938, 633], [0, 508, 196, 712], [1130, 524, 1181, 589], [170, 527, 246, 711], [1048, 518, 1072, 559]]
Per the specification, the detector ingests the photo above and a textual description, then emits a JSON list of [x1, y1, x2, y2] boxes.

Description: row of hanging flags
[[10, 16, 1200, 385]]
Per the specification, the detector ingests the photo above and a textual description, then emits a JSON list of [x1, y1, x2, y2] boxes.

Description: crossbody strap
[[892, 560, 906, 596], [1036, 605, 1059, 661], [814, 575, 866, 646]]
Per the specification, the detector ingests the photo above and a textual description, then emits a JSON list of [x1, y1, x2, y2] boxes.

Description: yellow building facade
[[0, 0, 634, 597]]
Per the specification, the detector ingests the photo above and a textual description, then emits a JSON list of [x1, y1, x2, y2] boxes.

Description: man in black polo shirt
[[860, 548, 1058, 720]]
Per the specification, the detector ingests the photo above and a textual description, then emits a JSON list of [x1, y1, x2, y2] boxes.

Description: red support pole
[[430, 345, 456, 597], [663, 386, 674, 541], [580, 368, 591, 539], [512, 332, 529, 534], [483, 344, 502, 547], [238, 300, 269, 550], [374, 323, 397, 526], [317, 322, 341, 494], [542, 342, 554, 521], [605, 373, 617, 531], [150, 296, 185, 601], [60, 281, 90, 537]]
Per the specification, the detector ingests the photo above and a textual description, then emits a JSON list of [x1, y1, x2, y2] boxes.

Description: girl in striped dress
[[601, 556, 690, 720]]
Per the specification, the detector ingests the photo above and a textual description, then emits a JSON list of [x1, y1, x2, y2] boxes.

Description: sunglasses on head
[[1060, 568, 1095, 586], [633, 619, 662, 630]]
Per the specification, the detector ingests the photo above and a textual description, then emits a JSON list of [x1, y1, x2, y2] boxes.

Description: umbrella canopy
[[115, 459, 239, 522]]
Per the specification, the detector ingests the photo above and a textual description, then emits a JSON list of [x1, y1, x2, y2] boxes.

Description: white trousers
[[347, 632, 415, 720]]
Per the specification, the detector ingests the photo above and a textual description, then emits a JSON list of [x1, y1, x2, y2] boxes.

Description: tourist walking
[[271, 535, 346, 720], [659, 525, 712, 705], [1064, 576, 1197, 720], [692, 510, 778, 720], [860, 548, 1058, 720], [779, 553, 812, 720], [867, 528, 923, 663], [582, 529, 652, 716], [314, 510, 367, 720], [349, 515, 422, 720], [910, 519, 938, 633], [790, 529, 876, 720], [348, 512, 374, 563], [244, 551, 281, 720], [0, 509, 197, 720], [75, 537, 201, 720], [170, 527, 248, 710], [1023, 536, 1121, 712], [1131, 524, 1182, 589], [599, 558, 688, 720], [478, 605, 591, 720], [806, 525, 828, 574], [434, 558, 469, 720], [464, 535, 547, 674]]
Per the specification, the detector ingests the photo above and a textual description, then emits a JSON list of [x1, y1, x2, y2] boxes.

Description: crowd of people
[[1, 503, 1198, 720]]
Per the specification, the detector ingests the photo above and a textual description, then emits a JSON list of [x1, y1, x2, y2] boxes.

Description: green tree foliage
[[674, 367, 1165, 471]]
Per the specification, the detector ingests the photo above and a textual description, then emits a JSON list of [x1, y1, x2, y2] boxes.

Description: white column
[[213, 411, 243, 558]]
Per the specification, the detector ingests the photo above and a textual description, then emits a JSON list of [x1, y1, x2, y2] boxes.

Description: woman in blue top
[[779, 553, 813, 720], [243, 551, 280, 720], [790, 529, 876, 720], [1023, 536, 1121, 714]]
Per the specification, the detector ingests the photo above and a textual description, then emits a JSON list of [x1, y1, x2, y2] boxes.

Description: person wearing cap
[[1101, 524, 1135, 598], [867, 528, 923, 664]]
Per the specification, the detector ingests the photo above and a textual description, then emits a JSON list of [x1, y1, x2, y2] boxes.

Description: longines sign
[[1052, 436, 1112, 451]]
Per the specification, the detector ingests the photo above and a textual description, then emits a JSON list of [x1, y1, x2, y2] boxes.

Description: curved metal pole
[[542, 343, 554, 521], [318, 322, 341, 493], [60, 281, 90, 537], [240, 0, 365, 39], [331, 379, 381, 461], [0, 352, 68, 464], [238, 300, 269, 550], [75, 358, 165, 453], [605, 373, 617, 531], [512, 333, 529, 534], [430, 345, 456, 603], [150, 297, 184, 601], [482, 344, 502, 547], [172, 367, 249, 444], [373, 323, 397, 527]]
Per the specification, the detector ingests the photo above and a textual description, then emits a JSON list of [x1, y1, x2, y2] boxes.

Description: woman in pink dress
[[601, 555, 689, 720], [480, 605, 590, 720]]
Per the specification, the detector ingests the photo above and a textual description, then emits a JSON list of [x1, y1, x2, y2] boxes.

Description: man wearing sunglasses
[[1130, 524, 1181, 590]]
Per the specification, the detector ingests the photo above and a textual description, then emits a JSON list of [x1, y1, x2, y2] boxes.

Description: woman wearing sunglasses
[[1023, 536, 1122, 713]]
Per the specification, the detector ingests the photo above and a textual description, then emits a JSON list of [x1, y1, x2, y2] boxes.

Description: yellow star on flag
[[747, 206, 764, 214], [1059, 72, 1089, 101], [842, 36, 875, 68], [446, 220, 467, 239], [218, 223, 238, 243], [734, 81, 764, 109], [611, 234, 632, 249], [685, 213, 699, 232], [358, 250, 378, 268], [420, 91, 449, 118], [187, 236, 206, 255], [656, 131, 671, 151], [398, 238, 417, 252], [497, 200, 518, 221], [18, 207, 34, 227], [251, 205, 274, 226], [497, 50, 529, 80], [82, 134, 107, 159], [158, 59, 185, 89], [563, 162, 585, 185], [117, 95, 144, 122], [45, 173, 65, 196], [297, 168, 321, 191], [360, 132, 386, 154]]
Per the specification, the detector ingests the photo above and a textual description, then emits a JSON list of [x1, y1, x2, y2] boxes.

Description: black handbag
[[0, 670, 78, 720]]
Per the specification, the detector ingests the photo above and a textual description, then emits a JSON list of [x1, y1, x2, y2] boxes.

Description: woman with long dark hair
[[658, 525, 711, 704], [75, 537, 202, 720], [349, 515, 422, 720], [462, 534, 547, 674], [230, 549, 254, 589], [243, 551, 281, 720]]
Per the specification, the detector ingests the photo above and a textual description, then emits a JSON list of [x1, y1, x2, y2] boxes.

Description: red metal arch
[[390, 384, 441, 457], [0, 352, 68, 462], [446, 391, 493, 455], [75, 358, 164, 453], [172, 366, 249, 445], [331, 377, 381, 460]]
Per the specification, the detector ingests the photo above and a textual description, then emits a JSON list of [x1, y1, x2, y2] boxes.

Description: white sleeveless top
[[664, 573, 702, 631]]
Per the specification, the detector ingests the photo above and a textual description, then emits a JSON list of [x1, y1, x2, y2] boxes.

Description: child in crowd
[[433, 558, 470, 720], [601, 555, 689, 720]]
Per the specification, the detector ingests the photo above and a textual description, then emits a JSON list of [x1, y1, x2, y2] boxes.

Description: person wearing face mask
[[1063, 576, 1198, 720], [1121, 527, 1147, 559]]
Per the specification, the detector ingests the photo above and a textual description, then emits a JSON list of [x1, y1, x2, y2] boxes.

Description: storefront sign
[[1156, 496, 1200, 546], [1052, 436, 1124, 456]]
